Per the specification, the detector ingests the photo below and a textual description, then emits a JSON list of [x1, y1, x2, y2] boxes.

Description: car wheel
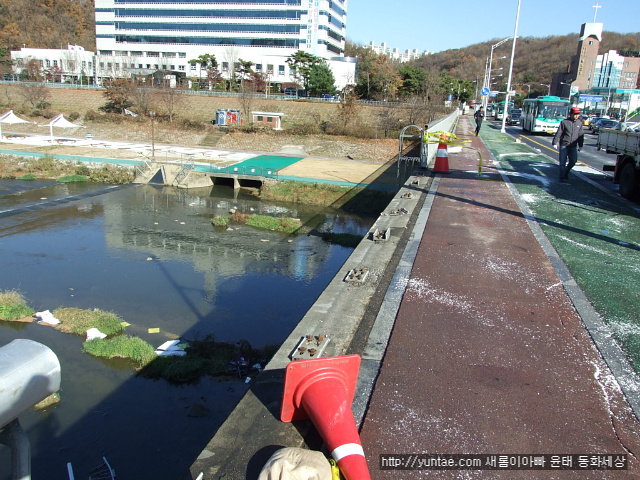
[[619, 161, 639, 200]]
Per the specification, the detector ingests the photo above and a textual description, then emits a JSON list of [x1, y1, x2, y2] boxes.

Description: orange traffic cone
[[281, 354, 370, 480], [433, 140, 450, 173]]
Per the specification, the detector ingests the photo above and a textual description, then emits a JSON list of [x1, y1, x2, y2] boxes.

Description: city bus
[[494, 101, 514, 120], [521, 96, 571, 134]]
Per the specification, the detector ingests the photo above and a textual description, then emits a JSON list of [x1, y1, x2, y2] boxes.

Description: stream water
[[0, 180, 374, 480]]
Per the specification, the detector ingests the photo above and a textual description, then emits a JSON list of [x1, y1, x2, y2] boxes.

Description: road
[[489, 118, 623, 197]]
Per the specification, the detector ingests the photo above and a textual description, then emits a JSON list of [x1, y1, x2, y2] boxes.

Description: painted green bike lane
[[478, 123, 640, 372]]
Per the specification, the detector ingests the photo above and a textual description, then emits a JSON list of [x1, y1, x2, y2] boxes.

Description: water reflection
[[0, 181, 374, 480]]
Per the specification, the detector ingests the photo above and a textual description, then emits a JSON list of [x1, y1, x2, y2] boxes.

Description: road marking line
[[518, 135, 591, 167]]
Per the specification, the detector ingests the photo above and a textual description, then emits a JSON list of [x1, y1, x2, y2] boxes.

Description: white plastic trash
[[86, 328, 107, 341]]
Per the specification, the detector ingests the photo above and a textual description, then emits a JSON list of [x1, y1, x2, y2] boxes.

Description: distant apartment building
[[551, 22, 639, 114], [11, 0, 357, 90], [366, 41, 430, 63]]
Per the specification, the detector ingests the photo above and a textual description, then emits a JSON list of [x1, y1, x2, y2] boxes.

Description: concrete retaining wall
[[186, 167, 434, 479]]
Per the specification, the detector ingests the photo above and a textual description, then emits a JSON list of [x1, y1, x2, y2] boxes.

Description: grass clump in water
[[17, 173, 37, 180], [54, 308, 126, 336], [0, 290, 35, 320], [211, 215, 229, 227], [245, 214, 301, 234], [138, 336, 279, 384], [58, 174, 88, 183], [83, 336, 156, 366]]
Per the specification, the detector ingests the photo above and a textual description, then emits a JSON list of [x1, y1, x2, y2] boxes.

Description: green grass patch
[[211, 215, 229, 227], [137, 355, 210, 383], [257, 181, 394, 214], [245, 214, 302, 233], [0, 290, 35, 320], [58, 174, 88, 183], [16, 173, 37, 180], [138, 336, 279, 384], [83, 336, 156, 366], [53, 307, 126, 336]]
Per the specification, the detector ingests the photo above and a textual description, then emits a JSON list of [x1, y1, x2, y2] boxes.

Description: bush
[[178, 118, 206, 131], [67, 112, 81, 121], [284, 123, 322, 136], [84, 110, 102, 121], [74, 163, 91, 176]]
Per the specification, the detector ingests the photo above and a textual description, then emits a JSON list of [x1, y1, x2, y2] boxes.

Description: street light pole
[[501, 0, 521, 134], [560, 81, 572, 99], [483, 38, 510, 110], [540, 83, 551, 96], [150, 111, 156, 162]]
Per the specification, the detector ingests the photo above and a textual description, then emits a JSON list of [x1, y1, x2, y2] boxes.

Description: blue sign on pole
[[481, 87, 490, 96], [580, 95, 604, 102]]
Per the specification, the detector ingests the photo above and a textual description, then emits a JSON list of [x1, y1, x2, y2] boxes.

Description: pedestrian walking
[[473, 107, 484, 136], [552, 106, 584, 183]]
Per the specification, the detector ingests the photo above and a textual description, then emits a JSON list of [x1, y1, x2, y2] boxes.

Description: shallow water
[[0, 180, 373, 480]]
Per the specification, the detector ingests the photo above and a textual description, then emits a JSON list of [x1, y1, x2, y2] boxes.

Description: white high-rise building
[[93, 0, 356, 88]]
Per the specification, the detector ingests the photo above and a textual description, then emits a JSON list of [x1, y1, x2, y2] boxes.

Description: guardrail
[[199, 164, 279, 179]]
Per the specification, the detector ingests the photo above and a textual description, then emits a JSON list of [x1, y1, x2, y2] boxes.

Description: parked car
[[506, 108, 522, 125], [591, 119, 619, 134]]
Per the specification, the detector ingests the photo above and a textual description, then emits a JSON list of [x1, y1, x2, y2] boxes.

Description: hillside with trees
[[0, 0, 95, 52], [346, 31, 640, 101]]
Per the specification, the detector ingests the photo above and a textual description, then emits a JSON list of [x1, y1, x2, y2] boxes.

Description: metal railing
[[201, 164, 279, 179]]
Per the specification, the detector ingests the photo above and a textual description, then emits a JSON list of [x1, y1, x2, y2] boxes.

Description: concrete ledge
[[186, 172, 434, 480]]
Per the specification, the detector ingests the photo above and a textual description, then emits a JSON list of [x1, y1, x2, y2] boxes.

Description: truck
[[597, 128, 640, 199]]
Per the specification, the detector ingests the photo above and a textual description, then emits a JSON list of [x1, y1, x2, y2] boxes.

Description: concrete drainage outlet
[[344, 267, 369, 283], [388, 207, 408, 216], [371, 228, 390, 243], [290, 334, 330, 360]]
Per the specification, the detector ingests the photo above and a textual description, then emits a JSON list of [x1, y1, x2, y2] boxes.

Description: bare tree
[[238, 81, 256, 124], [131, 85, 154, 115], [223, 46, 239, 91], [378, 104, 402, 138], [62, 50, 81, 83], [17, 82, 51, 109], [336, 85, 360, 134], [155, 85, 184, 122]]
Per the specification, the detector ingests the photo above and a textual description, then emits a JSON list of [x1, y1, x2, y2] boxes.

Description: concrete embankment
[[185, 112, 460, 480]]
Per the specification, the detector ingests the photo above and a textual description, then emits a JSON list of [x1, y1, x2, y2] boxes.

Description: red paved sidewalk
[[358, 116, 640, 479]]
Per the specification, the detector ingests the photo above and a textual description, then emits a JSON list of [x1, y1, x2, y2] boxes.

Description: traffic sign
[[481, 87, 490, 96]]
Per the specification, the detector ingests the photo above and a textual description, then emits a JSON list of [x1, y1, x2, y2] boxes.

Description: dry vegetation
[[0, 84, 414, 162]]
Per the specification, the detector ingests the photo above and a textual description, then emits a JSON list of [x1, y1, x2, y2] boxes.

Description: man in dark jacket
[[473, 106, 484, 136], [552, 106, 584, 182]]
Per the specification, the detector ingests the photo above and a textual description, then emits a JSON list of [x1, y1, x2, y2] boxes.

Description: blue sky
[[346, 0, 640, 53]]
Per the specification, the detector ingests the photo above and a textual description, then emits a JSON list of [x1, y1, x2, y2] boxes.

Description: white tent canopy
[[39, 114, 85, 142], [0, 110, 32, 138]]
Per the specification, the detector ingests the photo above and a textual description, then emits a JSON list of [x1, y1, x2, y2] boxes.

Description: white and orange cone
[[433, 140, 450, 173], [281, 354, 370, 480]]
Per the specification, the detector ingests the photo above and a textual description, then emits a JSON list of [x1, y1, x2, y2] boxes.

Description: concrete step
[[199, 129, 226, 147]]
